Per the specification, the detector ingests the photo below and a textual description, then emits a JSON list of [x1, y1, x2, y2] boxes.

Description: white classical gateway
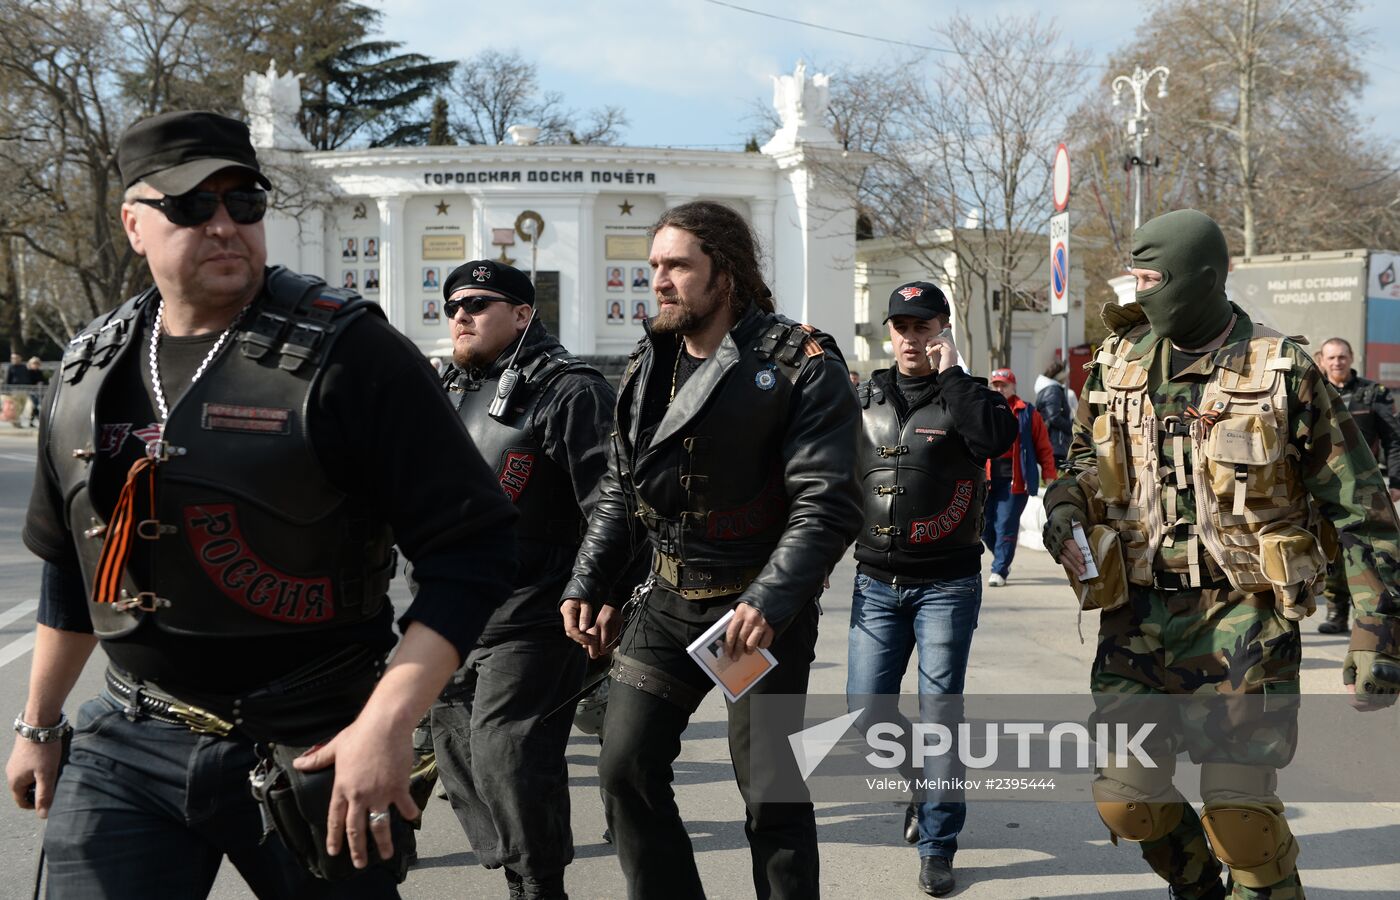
[[248, 61, 860, 359]]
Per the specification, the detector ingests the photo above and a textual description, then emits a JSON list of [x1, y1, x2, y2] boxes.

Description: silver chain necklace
[[147, 295, 249, 427]]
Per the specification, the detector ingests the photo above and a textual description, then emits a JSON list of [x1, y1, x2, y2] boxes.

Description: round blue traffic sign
[[1052, 243, 1068, 299]]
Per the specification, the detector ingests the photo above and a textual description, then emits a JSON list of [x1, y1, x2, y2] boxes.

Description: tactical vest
[[49, 268, 395, 640], [445, 349, 599, 544], [1087, 324, 1327, 616], [625, 318, 816, 566], [854, 378, 986, 560]]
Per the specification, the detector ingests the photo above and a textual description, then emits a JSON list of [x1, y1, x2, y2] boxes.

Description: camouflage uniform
[[1319, 371, 1400, 629], [1045, 301, 1400, 900]]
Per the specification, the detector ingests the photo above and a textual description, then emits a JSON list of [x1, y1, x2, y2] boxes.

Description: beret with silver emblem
[[443, 259, 535, 306]]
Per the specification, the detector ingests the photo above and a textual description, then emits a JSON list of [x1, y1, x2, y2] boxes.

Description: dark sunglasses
[[444, 295, 521, 318], [132, 189, 268, 227]]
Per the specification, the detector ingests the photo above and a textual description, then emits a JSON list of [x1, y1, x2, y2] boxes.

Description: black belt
[[104, 668, 235, 736], [1152, 571, 1231, 592]]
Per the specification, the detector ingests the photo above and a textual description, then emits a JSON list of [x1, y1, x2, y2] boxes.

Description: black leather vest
[[445, 347, 599, 544], [48, 268, 395, 640], [619, 313, 819, 566], [1338, 375, 1384, 448], [854, 378, 987, 560]]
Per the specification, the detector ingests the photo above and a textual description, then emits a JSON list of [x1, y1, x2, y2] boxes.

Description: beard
[[452, 347, 485, 370], [649, 290, 723, 335], [452, 335, 496, 371]]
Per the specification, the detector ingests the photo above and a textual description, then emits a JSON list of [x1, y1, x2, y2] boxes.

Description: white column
[[1109, 274, 1137, 306], [663, 193, 695, 210], [472, 195, 487, 259], [749, 197, 776, 288], [571, 196, 595, 353], [376, 195, 408, 333], [767, 148, 858, 356]]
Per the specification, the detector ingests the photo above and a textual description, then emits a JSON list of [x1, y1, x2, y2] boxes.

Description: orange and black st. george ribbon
[[92, 456, 156, 605]]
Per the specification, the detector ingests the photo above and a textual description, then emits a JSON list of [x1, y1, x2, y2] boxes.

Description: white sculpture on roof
[[243, 61, 312, 151], [763, 60, 837, 154]]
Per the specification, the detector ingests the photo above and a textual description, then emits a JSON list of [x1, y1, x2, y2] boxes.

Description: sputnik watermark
[[864, 722, 1157, 771], [751, 693, 1385, 804], [787, 710, 1156, 783]]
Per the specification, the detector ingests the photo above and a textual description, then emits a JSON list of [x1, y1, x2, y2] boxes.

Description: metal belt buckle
[[114, 591, 171, 613], [167, 701, 234, 736]]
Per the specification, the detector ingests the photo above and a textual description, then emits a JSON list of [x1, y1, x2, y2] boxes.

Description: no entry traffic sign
[[1052, 144, 1071, 212]]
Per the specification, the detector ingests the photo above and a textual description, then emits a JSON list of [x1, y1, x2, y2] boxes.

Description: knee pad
[[1092, 777, 1184, 843], [1201, 804, 1298, 889]]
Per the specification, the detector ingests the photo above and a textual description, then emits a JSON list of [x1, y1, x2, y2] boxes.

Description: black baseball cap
[[118, 110, 271, 196], [444, 259, 535, 306], [885, 281, 951, 322]]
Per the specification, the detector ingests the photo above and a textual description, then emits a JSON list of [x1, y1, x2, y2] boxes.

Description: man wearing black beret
[[5, 109, 518, 898], [427, 258, 640, 899]]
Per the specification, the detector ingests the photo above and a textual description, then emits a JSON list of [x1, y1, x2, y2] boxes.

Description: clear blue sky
[[369, 0, 1399, 151]]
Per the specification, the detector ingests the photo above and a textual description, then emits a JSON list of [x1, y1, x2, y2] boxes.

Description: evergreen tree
[[428, 96, 455, 146]]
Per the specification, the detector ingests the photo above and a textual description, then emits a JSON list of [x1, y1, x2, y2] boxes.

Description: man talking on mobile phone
[[847, 281, 1016, 896]]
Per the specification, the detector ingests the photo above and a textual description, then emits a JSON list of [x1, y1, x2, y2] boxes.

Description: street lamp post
[[1111, 65, 1170, 231]]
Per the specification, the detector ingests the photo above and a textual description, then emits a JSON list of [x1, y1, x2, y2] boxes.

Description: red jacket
[[985, 394, 1057, 494]]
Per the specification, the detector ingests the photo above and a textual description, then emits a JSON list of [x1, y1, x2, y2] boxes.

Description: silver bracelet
[[13, 713, 72, 744]]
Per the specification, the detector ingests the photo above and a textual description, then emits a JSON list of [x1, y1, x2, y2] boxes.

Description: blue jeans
[[44, 692, 398, 899], [845, 571, 982, 860], [981, 476, 1029, 577]]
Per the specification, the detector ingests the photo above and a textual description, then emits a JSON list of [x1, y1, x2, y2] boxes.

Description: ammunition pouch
[[1257, 523, 1325, 621], [1067, 525, 1129, 613], [1091, 413, 1131, 506]]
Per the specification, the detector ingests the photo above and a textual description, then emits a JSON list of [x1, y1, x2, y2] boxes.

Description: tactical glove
[[1043, 503, 1080, 560], [1343, 650, 1400, 708]]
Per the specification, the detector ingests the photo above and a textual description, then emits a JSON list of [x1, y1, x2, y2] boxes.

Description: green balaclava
[[1130, 209, 1234, 347]]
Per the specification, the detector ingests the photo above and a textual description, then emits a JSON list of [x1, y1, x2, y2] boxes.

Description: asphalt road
[[0, 426, 1394, 899]]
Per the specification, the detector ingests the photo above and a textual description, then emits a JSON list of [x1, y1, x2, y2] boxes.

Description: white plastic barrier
[[1019, 490, 1048, 551]]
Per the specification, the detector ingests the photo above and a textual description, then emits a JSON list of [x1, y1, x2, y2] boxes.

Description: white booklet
[[1071, 521, 1100, 580], [685, 609, 779, 703]]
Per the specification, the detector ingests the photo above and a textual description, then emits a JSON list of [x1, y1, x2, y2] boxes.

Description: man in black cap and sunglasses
[[5, 110, 519, 898], [427, 258, 635, 899], [848, 282, 1016, 896]]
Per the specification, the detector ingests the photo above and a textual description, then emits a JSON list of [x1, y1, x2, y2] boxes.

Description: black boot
[[1168, 879, 1227, 900], [518, 874, 568, 900], [918, 856, 955, 896], [1318, 604, 1349, 634], [903, 800, 919, 844]]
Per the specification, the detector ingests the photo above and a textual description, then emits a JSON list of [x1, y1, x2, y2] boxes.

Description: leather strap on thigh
[[610, 652, 707, 712]]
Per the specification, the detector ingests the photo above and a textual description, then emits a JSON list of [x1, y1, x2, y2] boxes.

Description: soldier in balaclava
[[1040, 209, 1400, 899]]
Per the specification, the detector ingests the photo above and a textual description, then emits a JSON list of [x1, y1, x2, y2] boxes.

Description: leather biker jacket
[[563, 302, 863, 628]]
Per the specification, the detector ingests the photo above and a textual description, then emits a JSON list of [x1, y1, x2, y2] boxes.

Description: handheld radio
[[488, 306, 538, 420]]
